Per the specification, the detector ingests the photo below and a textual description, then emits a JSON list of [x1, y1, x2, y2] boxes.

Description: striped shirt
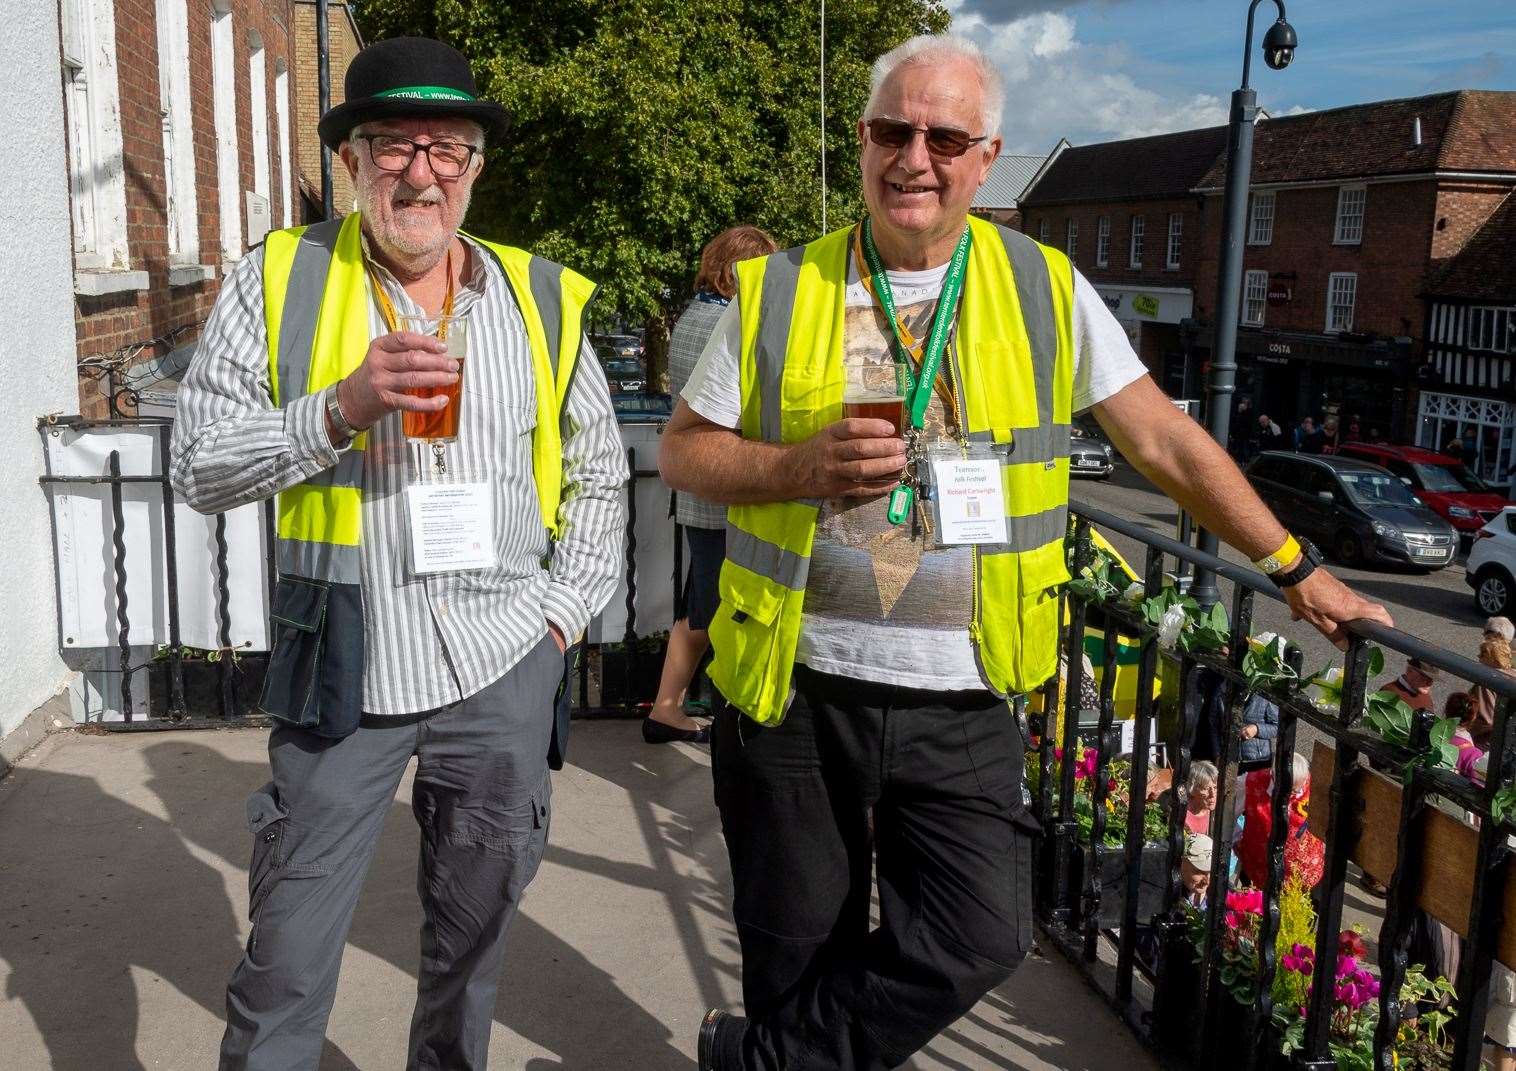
[[170, 234, 629, 716], [666, 293, 728, 530]]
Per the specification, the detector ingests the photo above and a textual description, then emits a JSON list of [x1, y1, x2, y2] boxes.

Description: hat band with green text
[[373, 85, 477, 102]]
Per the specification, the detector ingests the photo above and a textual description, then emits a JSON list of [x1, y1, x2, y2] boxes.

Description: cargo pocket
[[258, 577, 329, 730], [1018, 543, 1070, 690], [709, 574, 791, 725]]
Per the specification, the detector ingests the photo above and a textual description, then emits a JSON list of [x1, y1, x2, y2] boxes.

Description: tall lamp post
[[1188, 0, 1298, 608]]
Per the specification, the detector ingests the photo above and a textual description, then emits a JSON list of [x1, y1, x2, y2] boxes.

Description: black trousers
[[711, 664, 1037, 1070]]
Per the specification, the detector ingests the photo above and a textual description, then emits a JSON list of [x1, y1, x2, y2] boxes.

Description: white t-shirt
[[683, 260, 1147, 691]]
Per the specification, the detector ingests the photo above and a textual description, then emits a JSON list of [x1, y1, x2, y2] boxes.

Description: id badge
[[405, 482, 499, 573], [925, 443, 1006, 546]]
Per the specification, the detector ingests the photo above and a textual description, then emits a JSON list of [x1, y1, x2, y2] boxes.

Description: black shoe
[[698, 1008, 745, 1070], [642, 717, 709, 744]]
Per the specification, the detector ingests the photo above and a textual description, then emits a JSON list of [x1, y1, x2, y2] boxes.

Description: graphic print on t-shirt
[[803, 288, 974, 632]]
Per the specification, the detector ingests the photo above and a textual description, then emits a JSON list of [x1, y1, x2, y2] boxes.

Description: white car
[[1467, 506, 1516, 616]]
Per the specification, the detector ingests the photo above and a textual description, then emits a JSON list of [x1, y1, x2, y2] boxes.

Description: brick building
[[1019, 126, 1228, 398], [292, 0, 362, 219], [1421, 190, 1516, 493], [1187, 90, 1516, 447]]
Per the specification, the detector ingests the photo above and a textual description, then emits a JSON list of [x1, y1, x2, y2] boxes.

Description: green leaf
[[1367, 646, 1385, 678]]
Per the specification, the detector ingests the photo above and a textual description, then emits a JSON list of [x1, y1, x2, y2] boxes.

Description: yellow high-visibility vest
[[260, 211, 595, 583], [712, 216, 1075, 725]]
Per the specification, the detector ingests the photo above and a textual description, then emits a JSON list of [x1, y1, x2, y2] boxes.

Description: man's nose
[[897, 129, 932, 173], [403, 144, 438, 186]]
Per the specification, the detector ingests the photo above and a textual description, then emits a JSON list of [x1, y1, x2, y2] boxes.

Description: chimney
[[1413, 116, 1422, 146]]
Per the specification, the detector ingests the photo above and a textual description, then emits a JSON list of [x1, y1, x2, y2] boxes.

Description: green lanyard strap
[[858, 218, 973, 431]]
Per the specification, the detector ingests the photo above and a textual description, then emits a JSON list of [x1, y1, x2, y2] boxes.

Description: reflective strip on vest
[[966, 425, 1071, 463], [278, 535, 361, 585], [754, 246, 804, 443], [725, 525, 809, 591], [981, 505, 1069, 557], [274, 220, 342, 405]]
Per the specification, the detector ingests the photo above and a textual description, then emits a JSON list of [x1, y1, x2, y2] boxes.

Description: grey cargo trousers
[[219, 635, 561, 1070]]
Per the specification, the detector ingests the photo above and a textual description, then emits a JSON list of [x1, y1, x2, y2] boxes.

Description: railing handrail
[[1072, 499, 1516, 698]]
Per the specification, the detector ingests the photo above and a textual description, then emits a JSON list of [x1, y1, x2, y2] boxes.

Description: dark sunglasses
[[866, 117, 988, 159]]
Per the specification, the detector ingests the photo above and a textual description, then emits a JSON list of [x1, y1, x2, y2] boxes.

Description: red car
[[1333, 443, 1512, 535]]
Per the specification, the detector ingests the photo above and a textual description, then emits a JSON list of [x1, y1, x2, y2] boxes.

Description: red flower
[[1337, 930, 1367, 960]]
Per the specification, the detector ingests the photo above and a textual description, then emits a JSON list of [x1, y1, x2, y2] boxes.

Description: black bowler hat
[[317, 36, 508, 151]]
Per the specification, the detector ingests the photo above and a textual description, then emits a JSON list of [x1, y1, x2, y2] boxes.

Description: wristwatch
[[1268, 538, 1322, 589], [324, 383, 362, 445]]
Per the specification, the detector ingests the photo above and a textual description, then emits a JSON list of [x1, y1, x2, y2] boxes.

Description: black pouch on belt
[[258, 575, 365, 738]]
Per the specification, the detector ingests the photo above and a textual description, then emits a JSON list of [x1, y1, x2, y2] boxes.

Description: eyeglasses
[[355, 134, 479, 179], [865, 117, 988, 160]]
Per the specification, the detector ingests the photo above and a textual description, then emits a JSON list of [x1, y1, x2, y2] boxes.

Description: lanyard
[[855, 219, 972, 431], [366, 247, 456, 337]]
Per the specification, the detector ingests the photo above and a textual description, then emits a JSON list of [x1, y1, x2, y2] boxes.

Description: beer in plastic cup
[[396, 315, 467, 442]]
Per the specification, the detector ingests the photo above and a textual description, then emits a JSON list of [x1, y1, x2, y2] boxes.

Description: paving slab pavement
[[0, 722, 1158, 1070]]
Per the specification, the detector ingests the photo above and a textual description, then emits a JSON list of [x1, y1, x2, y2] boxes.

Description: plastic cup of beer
[[396, 314, 467, 442], [843, 365, 906, 436]]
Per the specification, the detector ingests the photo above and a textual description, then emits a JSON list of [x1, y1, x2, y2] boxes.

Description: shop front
[[1416, 391, 1516, 495], [1182, 323, 1413, 441], [1093, 284, 1193, 389]]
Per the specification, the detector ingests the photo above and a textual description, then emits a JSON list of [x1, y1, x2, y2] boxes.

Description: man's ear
[[338, 141, 360, 180]]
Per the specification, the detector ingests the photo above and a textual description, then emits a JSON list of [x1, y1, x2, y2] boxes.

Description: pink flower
[[1338, 930, 1367, 959], [1225, 889, 1264, 916], [1281, 943, 1315, 975]]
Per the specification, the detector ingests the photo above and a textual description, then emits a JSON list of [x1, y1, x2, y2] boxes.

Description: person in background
[[1296, 416, 1325, 455], [1182, 761, 1218, 836], [1443, 437, 1466, 464], [1239, 691, 1279, 773], [1256, 413, 1285, 453], [1467, 633, 1516, 750], [1382, 656, 1439, 713], [1343, 415, 1363, 444], [1320, 415, 1341, 454], [1229, 396, 1254, 460], [1180, 834, 1213, 906], [646, 225, 779, 745], [1237, 753, 1324, 891], [1485, 616, 1515, 659]]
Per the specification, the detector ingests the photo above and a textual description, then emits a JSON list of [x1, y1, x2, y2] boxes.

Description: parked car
[[1069, 422, 1113, 479], [1332, 442, 1510, 538], [1243, 451, 1458, 570], [601, 357, 645, 394], [612, 392, 673, 424], [592, 334, 643, 360], [1467, 506, 1516, 616]]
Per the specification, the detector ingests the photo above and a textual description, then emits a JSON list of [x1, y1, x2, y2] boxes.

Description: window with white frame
[[1129, 215, 1144, 269], [1334, 185, 1365, 245], [1166, 212, 1182, 269], [61, 0, 129, 271], [1038, 217, 1048, 245], [249, 33, 270, 202], [1248, 190, 1275, 245], [1096, 215, 1110, 267], [275, 60, 292, 228], [1243, 270, 1267, 326], [211, 2, 242, 262], [1468, 306, 1516, 354], [1326, 273, 1357, 332], [1066, 217, 1078, 259], [156, 0, 197, 262]]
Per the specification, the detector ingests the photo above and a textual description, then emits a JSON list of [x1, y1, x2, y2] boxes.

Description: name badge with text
[[405, 482, 498, 574], [929, 458, 1006, 545]]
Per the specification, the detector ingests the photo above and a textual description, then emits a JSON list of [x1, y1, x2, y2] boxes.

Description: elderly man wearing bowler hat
[[170, 36, 627, 1069]]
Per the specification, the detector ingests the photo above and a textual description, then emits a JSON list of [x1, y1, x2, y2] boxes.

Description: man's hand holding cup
[[334, 330, 460, 432]]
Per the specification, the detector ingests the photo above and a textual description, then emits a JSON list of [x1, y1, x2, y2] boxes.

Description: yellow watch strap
[[1253, 534, 1301, 574]]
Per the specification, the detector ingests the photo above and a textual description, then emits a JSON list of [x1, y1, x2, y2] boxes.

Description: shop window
[[1468, 306, 1515, 354], [1248, 191, 1274, 246], [1243, 270, 1267, 326], [1326, 273, 1357, 333], [1334, 185, 1365, 245]]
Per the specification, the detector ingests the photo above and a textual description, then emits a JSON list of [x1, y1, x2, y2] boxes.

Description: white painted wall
[[0, 0, 83, 738]]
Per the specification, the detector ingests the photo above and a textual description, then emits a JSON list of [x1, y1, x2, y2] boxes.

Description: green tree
[[353, 0, 949, 382]]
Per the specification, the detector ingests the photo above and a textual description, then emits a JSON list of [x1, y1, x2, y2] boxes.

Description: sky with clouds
[[948, 0, 1516, 154]]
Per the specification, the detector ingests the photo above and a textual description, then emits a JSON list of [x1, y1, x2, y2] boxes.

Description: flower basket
[[147, 653, 268, 719], [1071, 841, 1171, 930]]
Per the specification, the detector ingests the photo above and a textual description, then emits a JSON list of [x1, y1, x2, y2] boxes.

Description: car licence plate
[[1414, 548, 1449, 560]]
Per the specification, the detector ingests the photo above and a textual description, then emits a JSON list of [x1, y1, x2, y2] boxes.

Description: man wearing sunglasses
[[172, 36, 627, 1069], [661, 32, 1390, 1071]]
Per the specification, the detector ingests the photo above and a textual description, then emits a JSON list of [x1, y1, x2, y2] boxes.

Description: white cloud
[[955, 7, 1230, 151]]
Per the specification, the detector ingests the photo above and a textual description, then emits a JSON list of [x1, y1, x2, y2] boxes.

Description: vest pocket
[[710, 571, 794, 725], [259, 577, 366, 738]]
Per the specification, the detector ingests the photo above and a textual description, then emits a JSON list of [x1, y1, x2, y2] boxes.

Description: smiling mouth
[[394, 198, 440, 210], [888, 182, 935, 195]]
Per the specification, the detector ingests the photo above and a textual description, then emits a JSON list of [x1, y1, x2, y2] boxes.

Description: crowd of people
[[1229, 397, 1382, 462]]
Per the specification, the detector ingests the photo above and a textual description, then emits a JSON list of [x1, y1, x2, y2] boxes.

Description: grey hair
[[864, 34, 1004, 138], [1186, 760, 1218, 794]]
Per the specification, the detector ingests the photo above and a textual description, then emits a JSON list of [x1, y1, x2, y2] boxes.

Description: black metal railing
[[1036, 501, 1516, 1070]]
